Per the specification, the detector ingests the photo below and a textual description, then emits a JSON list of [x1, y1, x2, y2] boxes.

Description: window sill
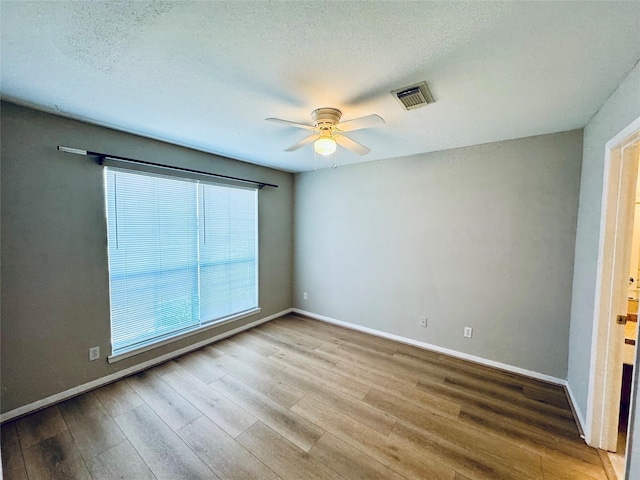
[[107, 307, 261, 364]]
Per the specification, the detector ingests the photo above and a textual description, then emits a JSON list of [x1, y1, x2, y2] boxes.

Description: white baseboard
[[292, 308, 567, 386], [0, 308, 291, 424], [565, 382, 588, 440]]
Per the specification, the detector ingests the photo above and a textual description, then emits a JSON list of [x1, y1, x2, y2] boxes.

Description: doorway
[[607, 190, 640, 477], [586, 117, 640, 480]]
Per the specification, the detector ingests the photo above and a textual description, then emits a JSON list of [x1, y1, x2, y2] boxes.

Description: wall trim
[[292, 308, 567, 386], [565, 382, 587, 438], [0, 308, 291, 424]]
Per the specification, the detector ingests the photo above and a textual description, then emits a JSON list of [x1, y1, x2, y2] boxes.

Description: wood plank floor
[[1, 314, 610, 480]]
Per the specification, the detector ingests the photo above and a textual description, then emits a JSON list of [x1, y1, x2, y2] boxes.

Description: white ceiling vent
[[391, 81, 434, 111]]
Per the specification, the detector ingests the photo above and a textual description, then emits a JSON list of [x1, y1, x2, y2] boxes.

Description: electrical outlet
[[89, 346, 100, 361], [463, 327, 473, 339], [303, 292, 308, 300], [420, 318, 427, 327]]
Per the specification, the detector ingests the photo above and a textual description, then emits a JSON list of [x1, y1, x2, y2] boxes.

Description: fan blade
[[336, 114, 385, 133], [266, 118, 315, 130], [285, 134, 317, 152], [335, 134, 370, 155]]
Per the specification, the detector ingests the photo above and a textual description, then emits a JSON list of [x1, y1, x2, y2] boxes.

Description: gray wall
[[294, 131, 583, 378], [567, 62, 640, 419], [0, 102, 293, 414]]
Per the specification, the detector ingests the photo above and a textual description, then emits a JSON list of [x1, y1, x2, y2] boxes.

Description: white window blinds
[[105, 168, 258, 356]]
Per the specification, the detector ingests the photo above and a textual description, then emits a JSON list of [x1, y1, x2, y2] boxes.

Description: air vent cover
[[391, 81, 435, 111]]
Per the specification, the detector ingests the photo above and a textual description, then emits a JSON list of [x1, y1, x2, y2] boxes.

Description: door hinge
[[617, 315, 628, 325]]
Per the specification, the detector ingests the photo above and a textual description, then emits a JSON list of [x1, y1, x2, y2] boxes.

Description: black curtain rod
[[57, 146, 279, 189]]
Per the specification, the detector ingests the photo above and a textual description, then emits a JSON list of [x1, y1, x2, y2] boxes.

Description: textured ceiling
[[1, 1, 639, 172]]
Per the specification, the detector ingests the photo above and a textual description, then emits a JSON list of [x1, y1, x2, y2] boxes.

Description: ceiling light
[[314, 135, 336, 156]]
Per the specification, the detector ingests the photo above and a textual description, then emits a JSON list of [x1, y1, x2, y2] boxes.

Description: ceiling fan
[[266, 108, 385, 156]]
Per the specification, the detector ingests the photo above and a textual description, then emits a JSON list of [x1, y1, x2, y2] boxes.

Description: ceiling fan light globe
[[314, 137, 336, 156]]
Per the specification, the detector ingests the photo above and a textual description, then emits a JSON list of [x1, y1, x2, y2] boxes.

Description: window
[[105, 168, 258, 357]]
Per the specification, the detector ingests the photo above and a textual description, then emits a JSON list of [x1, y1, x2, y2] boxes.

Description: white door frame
[[586, 116, 640, 450]]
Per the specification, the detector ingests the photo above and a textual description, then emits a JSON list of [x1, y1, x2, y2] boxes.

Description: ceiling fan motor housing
[[312, 108, 342, 130]]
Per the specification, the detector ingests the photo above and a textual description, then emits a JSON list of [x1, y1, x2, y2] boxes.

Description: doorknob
[[617, 315, 628, 325]]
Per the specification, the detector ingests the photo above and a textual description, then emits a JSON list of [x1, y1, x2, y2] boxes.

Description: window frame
[[103, 166, 260, 363]]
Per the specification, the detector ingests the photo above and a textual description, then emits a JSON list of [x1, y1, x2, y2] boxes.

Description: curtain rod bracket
[[57, 145, 278, 189]]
